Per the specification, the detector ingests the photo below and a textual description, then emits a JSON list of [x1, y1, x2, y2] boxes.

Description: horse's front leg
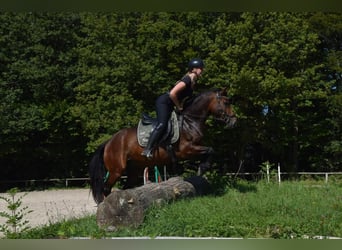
[[181, 144, 214, 176], [197, 146, 214, 176]]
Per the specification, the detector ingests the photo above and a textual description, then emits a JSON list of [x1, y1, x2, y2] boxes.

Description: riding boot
[[142, 123, 164, 158]]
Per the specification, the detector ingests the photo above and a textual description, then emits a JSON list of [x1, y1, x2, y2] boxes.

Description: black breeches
[[155, 93, 174, 132]]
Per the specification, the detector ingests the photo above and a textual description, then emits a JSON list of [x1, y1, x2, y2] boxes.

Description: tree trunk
[[96, 176, 208, 231]]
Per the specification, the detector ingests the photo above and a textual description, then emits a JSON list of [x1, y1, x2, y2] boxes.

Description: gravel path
[[0, 189, 97, 231]]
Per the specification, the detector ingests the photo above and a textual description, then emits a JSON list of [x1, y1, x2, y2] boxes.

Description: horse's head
[[208, 88, 237, 128]]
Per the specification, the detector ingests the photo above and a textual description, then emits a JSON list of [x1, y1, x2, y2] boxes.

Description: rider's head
[[188, 58, 204, 72]]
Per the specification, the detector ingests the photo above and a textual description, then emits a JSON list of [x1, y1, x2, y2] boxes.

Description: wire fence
[[232, 171, 342, 183], [1, 171, 342, 191]]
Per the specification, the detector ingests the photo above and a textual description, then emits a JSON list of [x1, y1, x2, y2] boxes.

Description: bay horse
[[89, 88, 237, 204]]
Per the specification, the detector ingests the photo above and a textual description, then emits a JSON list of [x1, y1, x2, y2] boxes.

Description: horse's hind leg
[[103, 160, 126, 196], [103, 184, 111, 197], [123, 162, 141, 189], [103, 142, 127, 197]]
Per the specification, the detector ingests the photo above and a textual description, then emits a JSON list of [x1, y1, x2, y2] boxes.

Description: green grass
[[17, 180, 342, 239]]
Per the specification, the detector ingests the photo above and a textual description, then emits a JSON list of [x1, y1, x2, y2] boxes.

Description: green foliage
[[0, 13, 87, 180], [16, 180, 342, 239], [204, 170, 231, 195], [19, 215, 105, 239], [117, 180, 342, 239], [0, 12, 341, 182], [0, 188, 33, 238]]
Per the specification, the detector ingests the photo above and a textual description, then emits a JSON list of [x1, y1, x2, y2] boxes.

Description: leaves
[[0, 12, 341, 181]]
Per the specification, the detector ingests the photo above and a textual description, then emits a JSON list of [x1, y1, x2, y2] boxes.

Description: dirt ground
[[0, 188, 97, 231]]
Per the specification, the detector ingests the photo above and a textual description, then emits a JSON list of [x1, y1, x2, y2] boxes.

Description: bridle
[[214, 91, 236, 125], [182, 91, 236, 125]]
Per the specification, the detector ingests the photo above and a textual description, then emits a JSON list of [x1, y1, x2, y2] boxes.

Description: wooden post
[[154, 166, 161, 183], [143, 167, 147, 185], [277, 163, 281, 185], [164, 165, 167, 181], [266, 163, 270, 183]]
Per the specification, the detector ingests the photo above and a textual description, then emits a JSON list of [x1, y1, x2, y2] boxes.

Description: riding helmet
[[188, 58, 204, 70]]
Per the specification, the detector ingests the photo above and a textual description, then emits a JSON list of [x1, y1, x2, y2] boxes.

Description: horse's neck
[[181, 115, 206, 139], [181, 95, 211, 138], [183, 94, 210, 121]]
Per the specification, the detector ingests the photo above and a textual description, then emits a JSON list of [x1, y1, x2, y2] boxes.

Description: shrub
[[0, 188, 33, 238]]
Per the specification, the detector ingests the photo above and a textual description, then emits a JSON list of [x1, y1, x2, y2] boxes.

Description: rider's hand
[[176, 106, 183, 114]]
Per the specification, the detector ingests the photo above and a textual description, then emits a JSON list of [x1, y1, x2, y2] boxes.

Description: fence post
[[154, 166, 162, 183], [325, 173, 328, 184], [266, 163, 270, 183], [143, 167, 149, 185], [277, 163, 281, 185], [164, 165, 167, 181]]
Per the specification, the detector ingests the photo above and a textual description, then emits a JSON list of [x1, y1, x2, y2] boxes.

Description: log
[[96, 176, 209, 231]]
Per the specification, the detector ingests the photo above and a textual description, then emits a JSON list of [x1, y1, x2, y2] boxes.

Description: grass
[[15, 179, 342, 239]]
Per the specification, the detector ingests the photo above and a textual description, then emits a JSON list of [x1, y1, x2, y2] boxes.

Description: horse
[[89, 88, 237, 204]]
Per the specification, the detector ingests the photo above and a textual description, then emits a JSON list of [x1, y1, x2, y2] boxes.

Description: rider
[[141, 58, 205, 158]]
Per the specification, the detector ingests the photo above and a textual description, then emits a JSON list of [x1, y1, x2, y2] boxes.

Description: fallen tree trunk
[[96, 176, 209, 231]]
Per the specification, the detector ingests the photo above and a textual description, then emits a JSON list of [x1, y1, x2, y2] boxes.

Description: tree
[[305, 13, 342, 170], [0, 12, 341, 184], [0, 13, 86, 180], [71, 13, 144, 153], [205, 13, 334, 172]]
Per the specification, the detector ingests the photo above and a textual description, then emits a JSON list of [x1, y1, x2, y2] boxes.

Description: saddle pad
[[137, 111, 179, 147]]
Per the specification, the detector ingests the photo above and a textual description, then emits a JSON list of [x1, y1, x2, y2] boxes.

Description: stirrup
[[141, 149, 153, 158]]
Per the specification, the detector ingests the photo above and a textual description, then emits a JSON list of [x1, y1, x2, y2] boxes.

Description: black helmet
[[188, 58, 204, 70]]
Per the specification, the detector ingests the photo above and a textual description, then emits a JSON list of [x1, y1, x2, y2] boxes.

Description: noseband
[[215, 92, 236, 125]]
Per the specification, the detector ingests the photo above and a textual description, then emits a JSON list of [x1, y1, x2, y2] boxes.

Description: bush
[[0, 188, 33, 238]]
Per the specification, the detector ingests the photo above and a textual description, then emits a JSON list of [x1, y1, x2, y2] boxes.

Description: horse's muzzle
[[224, 115, 237, 128]]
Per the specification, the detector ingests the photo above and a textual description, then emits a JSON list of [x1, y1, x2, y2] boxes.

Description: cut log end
[[96, 190, 144, 230]]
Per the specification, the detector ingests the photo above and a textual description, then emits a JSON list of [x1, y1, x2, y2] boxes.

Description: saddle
[[137, 111, 179, 147]]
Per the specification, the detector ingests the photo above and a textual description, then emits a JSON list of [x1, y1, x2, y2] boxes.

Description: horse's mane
[[183, 89, 221, 111]]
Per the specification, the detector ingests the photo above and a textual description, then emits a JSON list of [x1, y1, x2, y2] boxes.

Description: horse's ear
[[220, 87, 228, 96]]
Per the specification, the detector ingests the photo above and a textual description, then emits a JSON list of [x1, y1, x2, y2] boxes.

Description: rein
[[181, 91, 235, 124], [182, 112, 232, 122]]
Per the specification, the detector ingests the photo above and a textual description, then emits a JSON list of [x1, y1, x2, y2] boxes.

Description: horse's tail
[[88, 141, 107, 204]]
